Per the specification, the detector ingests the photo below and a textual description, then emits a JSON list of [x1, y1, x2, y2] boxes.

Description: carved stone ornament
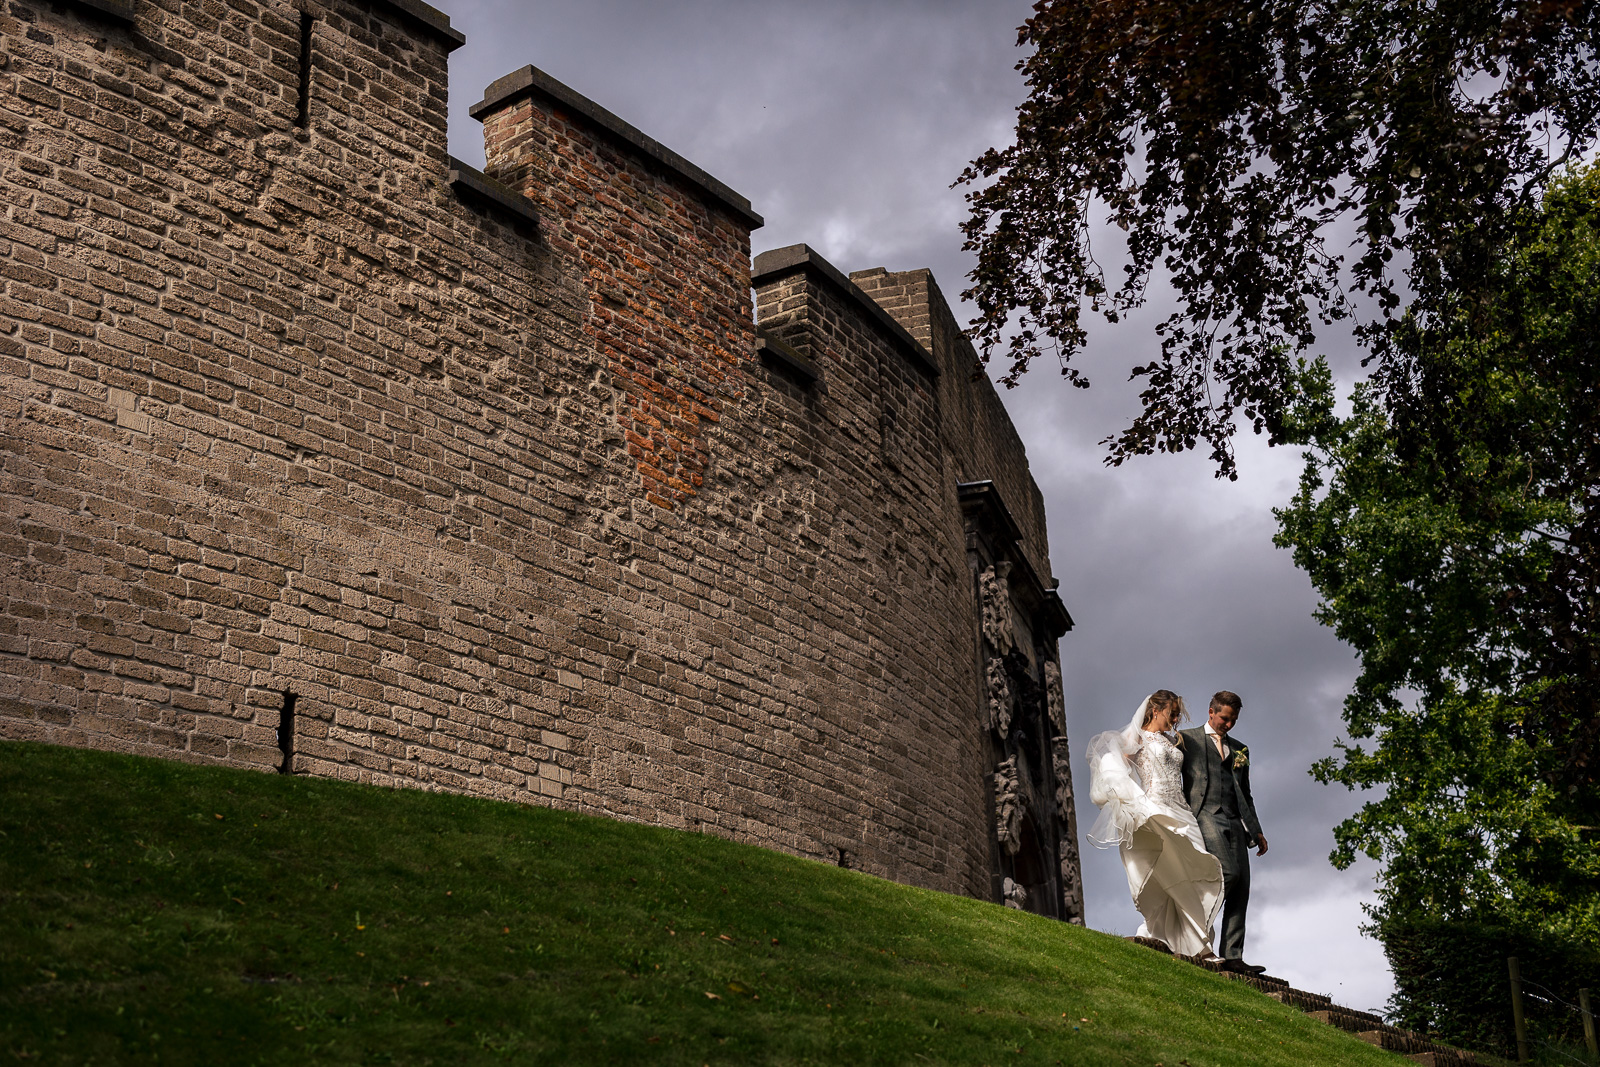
[[986, 656, 1013, 736], [978, 562, 1016, 656], [1059, 852, 1084, 924], [1051, 742, 1076, 823], [993, 755, 1023, 855], [1002, 876, 1028, 910], [1043, 657, 1066, 733]]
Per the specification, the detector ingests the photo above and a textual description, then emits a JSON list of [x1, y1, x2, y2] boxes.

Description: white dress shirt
[[1204, 722, 1230, 760]]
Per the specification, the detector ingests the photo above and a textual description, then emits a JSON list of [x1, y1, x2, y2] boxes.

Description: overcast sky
[[442, 0, 1395, 1012]]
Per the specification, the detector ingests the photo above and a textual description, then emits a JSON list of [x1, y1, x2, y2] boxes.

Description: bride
[[1085, 690, 1224, 957]]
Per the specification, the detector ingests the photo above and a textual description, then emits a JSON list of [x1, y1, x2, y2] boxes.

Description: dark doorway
[[1012, 813, 1058, 919], [277, 692, 297, 774]]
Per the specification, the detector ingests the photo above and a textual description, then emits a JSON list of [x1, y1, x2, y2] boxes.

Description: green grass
[[1, 740, 1401, 1066]]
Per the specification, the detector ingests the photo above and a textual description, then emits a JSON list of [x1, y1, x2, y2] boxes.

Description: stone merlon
[[470, 64, 763, 229]]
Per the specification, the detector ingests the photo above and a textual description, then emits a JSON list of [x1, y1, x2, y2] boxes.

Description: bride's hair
[[1141, 689, 1188, 729]]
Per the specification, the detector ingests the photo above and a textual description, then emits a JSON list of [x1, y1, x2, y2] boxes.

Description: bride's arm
[[1088, 733, 1146, 805], [1084, 731, 1152, 848]]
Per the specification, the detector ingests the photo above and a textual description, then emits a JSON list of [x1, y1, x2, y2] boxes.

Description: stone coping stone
[[751, 243, 939, 379], [68, 0, 137, 20], [469, 65, 762, 230], [756, 332, 821, 385], [69, 0, 466, 49], [1256, 984, 1484, 1063], [1125, 937, 1491, 1065], [376, 0, 466, 50], [959, 480, 1071, 636], [447, 156, 539, 228]]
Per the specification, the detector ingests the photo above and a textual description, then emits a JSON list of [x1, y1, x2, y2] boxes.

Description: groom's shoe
[[1221, 958, 1268, 975]]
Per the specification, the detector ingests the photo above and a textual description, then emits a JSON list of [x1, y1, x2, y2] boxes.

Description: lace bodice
[[1132, 731, 1186, 808]]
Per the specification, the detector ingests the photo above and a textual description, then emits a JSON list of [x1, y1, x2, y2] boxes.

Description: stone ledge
[[1126, 937, 1491, 1066], [448, 156, 539, 228], [468, 65, 762, 230], [751, 243, 939, 379], [62, 0, 466, 49], [959, 480, 1071, 637], [68, 0, 137, 21], [374, 0, 466, 51], [756, 331, 820, 385]]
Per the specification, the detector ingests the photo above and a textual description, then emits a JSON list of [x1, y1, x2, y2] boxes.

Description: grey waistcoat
[[1198, 736, 1240, 818]]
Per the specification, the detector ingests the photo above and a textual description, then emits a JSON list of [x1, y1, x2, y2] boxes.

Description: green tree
[[960, 0, 1600, 478], [1272, 164, 1599, 993]]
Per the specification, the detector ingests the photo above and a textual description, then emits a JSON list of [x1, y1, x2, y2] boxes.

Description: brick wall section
[[471, 66, 759, 512], [846, 264, 1081, 919], [749, 250, 992, 890], [851, 267, 1052, 582], [0, 0, 586, 796], [0, 0, 1069, 904]]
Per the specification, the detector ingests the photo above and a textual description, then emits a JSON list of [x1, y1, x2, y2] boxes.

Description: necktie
[[1212, 732, 1226, 759]]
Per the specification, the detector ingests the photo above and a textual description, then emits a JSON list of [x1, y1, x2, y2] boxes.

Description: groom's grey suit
[[1179, 726, 1263, 961]]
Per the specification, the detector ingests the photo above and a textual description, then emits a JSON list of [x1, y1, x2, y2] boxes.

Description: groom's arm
[[1233, 750, 1266, 849]]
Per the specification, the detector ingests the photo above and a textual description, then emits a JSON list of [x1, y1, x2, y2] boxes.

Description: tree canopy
[[960, 0, 1600, 478], [1274, 163, 1600, 946]]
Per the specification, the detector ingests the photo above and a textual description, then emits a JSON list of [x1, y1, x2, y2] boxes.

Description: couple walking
[[1086, 690, 1270, 974]]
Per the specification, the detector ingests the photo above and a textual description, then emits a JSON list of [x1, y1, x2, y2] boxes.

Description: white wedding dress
[[1086, 699, 1224, 957]]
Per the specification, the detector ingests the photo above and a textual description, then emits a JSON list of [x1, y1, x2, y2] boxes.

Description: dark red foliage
[[960, 0, 1600, 479]]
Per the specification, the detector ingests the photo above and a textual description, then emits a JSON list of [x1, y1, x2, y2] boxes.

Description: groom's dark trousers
[[1179, 728, 1263, 961]]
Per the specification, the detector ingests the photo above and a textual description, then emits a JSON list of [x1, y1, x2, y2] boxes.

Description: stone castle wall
[[0, 0, 1081, 913]]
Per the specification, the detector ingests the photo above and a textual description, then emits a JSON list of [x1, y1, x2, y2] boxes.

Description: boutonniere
[[1232, 747, 1250, 771]]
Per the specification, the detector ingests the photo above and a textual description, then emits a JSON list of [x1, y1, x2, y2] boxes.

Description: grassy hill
[[1, 740, 1401, 1065]]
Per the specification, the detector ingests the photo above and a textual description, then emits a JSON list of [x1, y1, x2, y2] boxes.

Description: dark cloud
[[444, 0, 1393, 1009]]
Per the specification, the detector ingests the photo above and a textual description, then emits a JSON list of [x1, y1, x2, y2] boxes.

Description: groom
[[1180, 691, 1269, 974]]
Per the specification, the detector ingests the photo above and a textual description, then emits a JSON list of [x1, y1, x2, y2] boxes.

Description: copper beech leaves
[[959, 0, 1600, 479]]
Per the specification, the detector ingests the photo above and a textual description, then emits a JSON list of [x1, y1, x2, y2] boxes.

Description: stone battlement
[[0, 0, 1082, 919]]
